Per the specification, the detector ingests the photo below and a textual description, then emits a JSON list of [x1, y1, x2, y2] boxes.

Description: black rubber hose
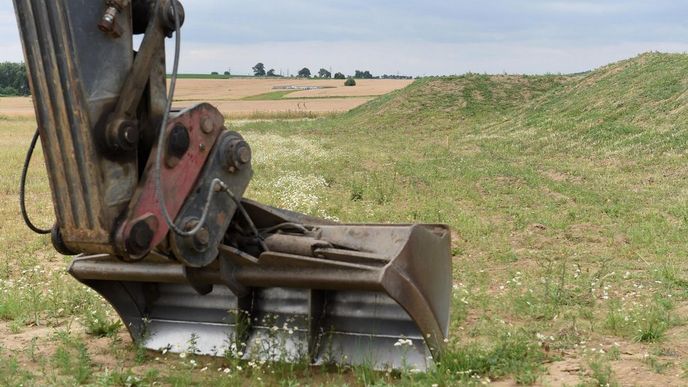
[[19, 128, 52, 234]]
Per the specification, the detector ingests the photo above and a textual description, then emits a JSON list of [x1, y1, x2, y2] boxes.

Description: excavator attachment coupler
[[69, 201, 451, 370]]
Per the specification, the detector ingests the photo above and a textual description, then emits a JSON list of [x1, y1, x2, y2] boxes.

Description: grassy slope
[[237, 53, 688, 384]]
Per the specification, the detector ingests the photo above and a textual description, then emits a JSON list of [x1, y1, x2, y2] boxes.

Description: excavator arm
[[13, 0, 451, 370]]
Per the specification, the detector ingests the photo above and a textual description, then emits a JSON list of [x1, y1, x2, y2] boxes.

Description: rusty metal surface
[[170, 131, 253, 268], [12, 0, 135, 254], [115, 104, 224, 260]]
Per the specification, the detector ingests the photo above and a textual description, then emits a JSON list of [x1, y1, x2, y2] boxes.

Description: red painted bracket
[[115, 103, 224, 260]]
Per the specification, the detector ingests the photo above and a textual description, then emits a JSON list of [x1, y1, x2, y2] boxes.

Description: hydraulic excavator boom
[[13, 0, 452, 370]]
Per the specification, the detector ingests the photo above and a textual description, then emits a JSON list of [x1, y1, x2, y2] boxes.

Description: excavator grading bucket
[[12, 0, 452, 372], [69, 201, 451, 370]]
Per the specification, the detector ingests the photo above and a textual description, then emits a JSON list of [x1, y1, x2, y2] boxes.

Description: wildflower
[[179, 352, 187, 359], [223, 368, 231, 374]]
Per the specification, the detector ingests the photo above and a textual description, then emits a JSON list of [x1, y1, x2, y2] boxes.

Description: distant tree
[[354, 70, 373, 79], [333, 72, 346, 80], [267, 69, 277, 77], [252, 62, 266, 77], [344, 77, 356, 87], [298, 67, 311, 78], [318, 68, 332, 78], [211, 71, 219, 75], [0, 62, 30, 96]]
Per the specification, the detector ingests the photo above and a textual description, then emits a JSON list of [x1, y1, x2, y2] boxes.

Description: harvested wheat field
[[0, 97, 36, 117], [0, 78, 412, 119], [171, 77, 412, 100]]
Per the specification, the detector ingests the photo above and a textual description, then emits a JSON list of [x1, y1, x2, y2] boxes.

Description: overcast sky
[[2, 1, 687, 76]]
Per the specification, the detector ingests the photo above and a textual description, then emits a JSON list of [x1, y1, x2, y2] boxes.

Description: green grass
[[241, 90, 297, 100], [2, 52, 688, 385], [235, 52, 688, 383]]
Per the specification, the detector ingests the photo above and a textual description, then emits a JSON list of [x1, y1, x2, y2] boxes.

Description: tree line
[[250, 63, 412, 79], [0, 62, 30, 96]]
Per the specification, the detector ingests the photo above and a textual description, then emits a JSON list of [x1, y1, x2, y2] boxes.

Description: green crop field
[[2, 52, 688, 385]]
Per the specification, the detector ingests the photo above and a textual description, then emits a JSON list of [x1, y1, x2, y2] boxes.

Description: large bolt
[[106, 120, 139, 152], [237, 145, 252, 164], [166, 124, 190, 167], [184, 219, 210, 252], [122, 124, 139, 147], [125, 220, 155, 256], [162, 0, 186, 37], [195, 228, 210, 249], [98, 1, 127, 39], [223, 138, 252, 172], [98, 6, 119, 33]]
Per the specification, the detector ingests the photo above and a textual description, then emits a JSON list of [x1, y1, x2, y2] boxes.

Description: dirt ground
[[0, 78, 412, 118]]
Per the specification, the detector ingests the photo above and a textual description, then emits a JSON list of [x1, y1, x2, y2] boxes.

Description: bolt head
[[126, 220, 155, 255], [167, 124, 190, 159], [201, 117, 214, 134], [195, 228, 210, 247], [122, 125, 139, 145], [237, 146, 251, 164]]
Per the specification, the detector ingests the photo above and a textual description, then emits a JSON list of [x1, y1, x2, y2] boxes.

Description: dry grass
[[0, 78, 411, 118], [174, 98, 371, 118], [172, 78, 411, 101], [0, 97, 36, 117]]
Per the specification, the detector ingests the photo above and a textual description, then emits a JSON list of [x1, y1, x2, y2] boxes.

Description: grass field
[[2, 52, 688, 385]]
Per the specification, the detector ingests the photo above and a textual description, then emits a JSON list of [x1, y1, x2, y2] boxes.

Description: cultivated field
[[3, 53, 688, 385], [0, 78, 412, 119]]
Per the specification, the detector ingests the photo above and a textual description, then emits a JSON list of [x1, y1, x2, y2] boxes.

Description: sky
[[2, 1, 688, 76]]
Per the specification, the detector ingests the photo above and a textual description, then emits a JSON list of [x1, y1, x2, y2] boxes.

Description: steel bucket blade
[[69, 204, 451, 370]]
